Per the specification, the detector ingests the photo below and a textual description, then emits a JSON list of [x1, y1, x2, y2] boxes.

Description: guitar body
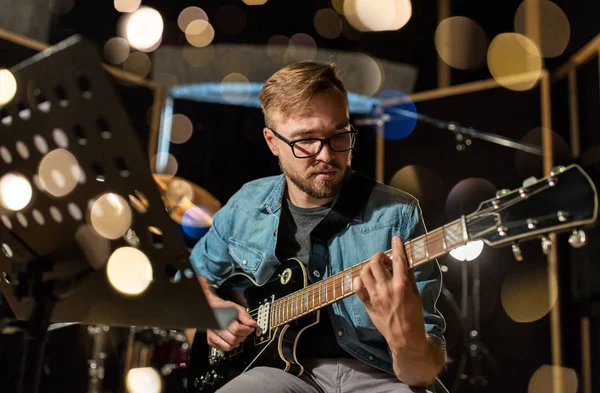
[[188, 259, 319, 393]]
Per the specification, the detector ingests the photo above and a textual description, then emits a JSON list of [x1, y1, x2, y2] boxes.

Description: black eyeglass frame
[[267, 125, 358, 158]]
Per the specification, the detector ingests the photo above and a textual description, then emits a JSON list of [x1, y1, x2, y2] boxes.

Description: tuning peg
[[541, 236, 552, 255], [522, 176, 537, 187], [511, 243, 523, 261], [496, 189, 510, 198], [550, 166, 567, 176], [568, 229, 587, 248]]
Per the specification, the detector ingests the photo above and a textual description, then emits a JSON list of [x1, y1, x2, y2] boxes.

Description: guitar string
[[243, 228, 452, 320]]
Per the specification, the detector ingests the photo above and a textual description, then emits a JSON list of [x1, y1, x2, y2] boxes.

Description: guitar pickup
[[254, 296, 273, 345]]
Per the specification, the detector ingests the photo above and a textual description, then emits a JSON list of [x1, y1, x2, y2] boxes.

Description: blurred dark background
[[1, 1, 600, 393]]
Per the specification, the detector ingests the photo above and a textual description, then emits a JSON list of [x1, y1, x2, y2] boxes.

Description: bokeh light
[[514, 0, 570, 58], [314, 9, 343, 39], [90, 193, 133, 240], [332, 0, 345, 14], [449, 240, 484, 261], [107, 248, 154, 296], [221, 73, 251, 105], [103, 37, 130, 65], [515, 128, 571, 178], [344, 0, 412, 32], [487, 33, 543, 91], [446, 178, 497, 220], [0, 69, 17, 106], [185, 20, 215, 48], [165, 179, 195, 207], [169, 114, 194, 144], [181, 206, 213, 239], [182, 45, 215, 68], [374, 90, 417, 139], [154, 73, 179, 89], [38, 149, 81, 197], [339, 54, 384, 96], [389, 164, 444, 212], [114, 0, 140, 13], [177, 6, 208, 33], [123, 52, 152, 79], [215, 4, 246, 35], [123, 6, 164, 52], [528, 365, 578, 393], [0, 173, 32, 211], [435, 17, 488, 70], [288, 33, 318, 62], [242, 0, 268, 5], [219, 52, 250, 78], [501, 260, 557, 323], [151, 153, 179, 178]]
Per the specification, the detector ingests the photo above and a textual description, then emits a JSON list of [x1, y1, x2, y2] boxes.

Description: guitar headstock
[[465, 165, 598, 254]]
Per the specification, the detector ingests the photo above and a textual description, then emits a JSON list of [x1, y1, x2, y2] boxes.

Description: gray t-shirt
[[275, 197, 351, 358], [275, 198, 331, 266]]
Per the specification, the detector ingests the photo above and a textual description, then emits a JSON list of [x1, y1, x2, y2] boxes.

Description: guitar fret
[[303, 291, 308, 314], [343, 271, 353, 295]]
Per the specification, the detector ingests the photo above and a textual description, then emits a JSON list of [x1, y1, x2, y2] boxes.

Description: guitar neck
[[271, 217, 468, 327]]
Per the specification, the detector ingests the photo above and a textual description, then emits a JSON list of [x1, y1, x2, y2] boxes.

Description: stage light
[[126, 367, 162, 393], [449, 240, 484, 261], [90, 193, 133, 240], [0, 69, 17, 106], [107, 247, 153, 296], [0, 173, 33, 211]]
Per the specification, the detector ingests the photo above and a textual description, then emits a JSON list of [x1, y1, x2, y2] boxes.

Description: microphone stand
[[354, 105, 544, 156]]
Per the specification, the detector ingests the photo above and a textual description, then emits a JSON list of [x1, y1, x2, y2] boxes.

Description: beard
[[278, 155, 351, 200]]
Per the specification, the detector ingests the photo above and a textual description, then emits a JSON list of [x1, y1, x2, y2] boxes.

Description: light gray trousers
[[215, 357, 432, 393]]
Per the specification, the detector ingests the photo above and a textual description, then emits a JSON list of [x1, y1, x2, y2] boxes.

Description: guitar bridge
[[254, 296, 273, 345]]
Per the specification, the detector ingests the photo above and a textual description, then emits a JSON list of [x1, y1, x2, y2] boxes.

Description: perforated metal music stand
[[0, 35, 236, 393]]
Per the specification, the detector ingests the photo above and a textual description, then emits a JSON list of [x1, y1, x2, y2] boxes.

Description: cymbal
[[152, 174, 221, 227]]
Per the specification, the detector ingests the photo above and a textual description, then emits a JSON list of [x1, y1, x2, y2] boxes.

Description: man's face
[[265, 89, 353, 200]]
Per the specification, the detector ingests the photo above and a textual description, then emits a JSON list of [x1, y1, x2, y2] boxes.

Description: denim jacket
[[190, 171, 448, 393]]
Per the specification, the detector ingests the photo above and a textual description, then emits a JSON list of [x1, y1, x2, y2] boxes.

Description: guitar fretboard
[[270, 218, 467, 327]]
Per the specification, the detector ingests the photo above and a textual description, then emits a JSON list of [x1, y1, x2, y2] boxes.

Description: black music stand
[[0, 36, 236, 393]]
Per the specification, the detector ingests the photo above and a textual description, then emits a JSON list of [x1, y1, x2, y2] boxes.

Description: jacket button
[[337, 330, 343, 337], [368, 355, 374, 361], [242, 260, 247, 265]]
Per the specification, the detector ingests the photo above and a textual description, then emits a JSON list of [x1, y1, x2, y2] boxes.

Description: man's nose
[[315, 142, 335, 162]]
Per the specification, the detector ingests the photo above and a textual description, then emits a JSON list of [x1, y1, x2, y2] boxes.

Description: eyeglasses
[[268, 125, 358, 158]]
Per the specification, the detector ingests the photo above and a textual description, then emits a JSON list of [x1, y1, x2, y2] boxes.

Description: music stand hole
[[148, 226, 164, 249], [96, 116, 112, 139], [49, 206, 63, 223], [115, 156, 130, 177], [54, 85, 69, 107], [32, 209, 45, 225], [77, 75, 93, 99], [2, 243, 13, 258], [17, 101, 31, 120], [16, 212, 28, 227], [73, 124, 87, 145], [34, 90, 51, 113], [0, 146, 12, 164], [166, 264, 182, 284], [129, 191, 149, 213], [0, 108, 12, 126], [91, 163, 105, 182], [1, 215, 11, 229], [68, 203, 83, 221], [2, 272, 11, 285], [52, 128, 69, 148], [15, 141, 30, 160], [33, 135, 49, 154]]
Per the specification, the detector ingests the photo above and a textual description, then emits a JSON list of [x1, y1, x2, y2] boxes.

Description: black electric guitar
[[187, 164, 598, 392]]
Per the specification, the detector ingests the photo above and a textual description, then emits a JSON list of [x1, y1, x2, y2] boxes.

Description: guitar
[[187, 164, 598, 392]]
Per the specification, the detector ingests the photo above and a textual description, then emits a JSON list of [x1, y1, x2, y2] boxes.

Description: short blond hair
[[259, 61, 348, 127]]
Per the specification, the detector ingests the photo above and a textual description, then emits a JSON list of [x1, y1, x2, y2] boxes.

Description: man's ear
[[263, 127, 279, 156]]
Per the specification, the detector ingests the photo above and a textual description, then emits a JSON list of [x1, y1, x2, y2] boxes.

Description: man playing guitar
[[190, 61, 448, 393]]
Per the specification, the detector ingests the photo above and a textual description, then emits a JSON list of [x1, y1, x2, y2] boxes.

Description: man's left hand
[[352, 235, 429, 354]]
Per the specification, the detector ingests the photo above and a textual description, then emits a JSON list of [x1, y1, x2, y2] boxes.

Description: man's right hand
[[206, 295, 258, 352]]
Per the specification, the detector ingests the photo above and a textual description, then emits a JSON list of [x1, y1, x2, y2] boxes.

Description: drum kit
[[45, 174, 220, 393]]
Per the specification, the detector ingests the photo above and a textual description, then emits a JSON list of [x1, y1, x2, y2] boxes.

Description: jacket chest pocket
[[228, 239, 264, 273]]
